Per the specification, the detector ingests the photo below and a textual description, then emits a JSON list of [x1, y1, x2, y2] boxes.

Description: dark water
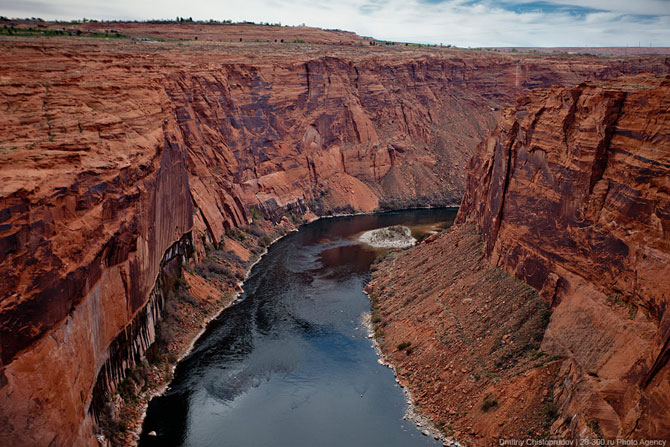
[[140, 208, 457, 447]]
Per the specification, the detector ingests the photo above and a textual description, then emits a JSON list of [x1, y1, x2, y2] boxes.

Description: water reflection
[[140, 209, 456, 447]]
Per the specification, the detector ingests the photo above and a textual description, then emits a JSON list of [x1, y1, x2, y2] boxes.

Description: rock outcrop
[[1, 28, 669, 446], [368, 73, 669, 445], [457, 74, 670, 439]]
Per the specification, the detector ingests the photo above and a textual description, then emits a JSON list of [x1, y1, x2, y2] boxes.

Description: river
[[140, 208, 457, 447]]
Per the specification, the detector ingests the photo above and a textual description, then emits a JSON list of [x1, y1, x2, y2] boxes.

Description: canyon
[[368, 74, 670, 443], [1, 23, 669, 446]]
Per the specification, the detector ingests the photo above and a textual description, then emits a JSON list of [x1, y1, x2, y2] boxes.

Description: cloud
[[0, 0, 669, 47], [494, 1, 606, 17], [0, 0, 140, 20], [522, 0, 670, 16], [360, 0, 391, 15]]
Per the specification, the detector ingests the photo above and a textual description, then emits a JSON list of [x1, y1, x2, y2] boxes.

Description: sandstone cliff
[[368, 73, 669, 445], [1, 31, 668, 446], [457, 74, 670, 439]]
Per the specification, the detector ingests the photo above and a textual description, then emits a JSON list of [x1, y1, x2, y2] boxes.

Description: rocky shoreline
[[128, 210, 453, 446], [132, 229, 293, 440], [361, 311, 463, 447], [126, 209, 419, 445], [110, 217, 300, 446], [365, 225, 561, 445]]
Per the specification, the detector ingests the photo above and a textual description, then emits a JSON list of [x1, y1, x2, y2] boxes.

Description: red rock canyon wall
[[457, 74, 670, 438], [0, 34, 668, 446]]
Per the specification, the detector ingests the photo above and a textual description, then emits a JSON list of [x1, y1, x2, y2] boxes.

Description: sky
[[1, 0, 669, 47]]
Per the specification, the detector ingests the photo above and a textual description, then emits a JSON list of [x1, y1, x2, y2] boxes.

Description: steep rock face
[[166, 56, 498, 248], [457, 74, 670, 438], [0, 125, 193, 446], [0, 45, 194, 446], [0, 35, 669, 446], [166, 50, 670, 247]]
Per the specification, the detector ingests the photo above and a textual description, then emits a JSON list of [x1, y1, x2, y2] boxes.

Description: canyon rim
[[0, 13, 669, 447]]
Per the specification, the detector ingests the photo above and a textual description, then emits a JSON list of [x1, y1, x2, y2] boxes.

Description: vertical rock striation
[[0, 35, 668, 446], [457, 74, 670, 438], [0, 113, 194, 446]]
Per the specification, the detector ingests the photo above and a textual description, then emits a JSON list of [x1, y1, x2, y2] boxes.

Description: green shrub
[[397, 341, 412, 351], [226, 227, 247, 242], [249, 207, 263, 221], [289, 213, 302, 224], [543, 397, 559, 429], [195, 258, 237, 284], [246, 223, 265, 238], [607, 294, 624, 306], [259, 235, 273, 247], [371, 309, 382, 324], [481, 394, 498, 412]]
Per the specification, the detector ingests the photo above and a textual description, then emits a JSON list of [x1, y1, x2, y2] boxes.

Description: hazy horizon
[[1, 0, 669, 47]]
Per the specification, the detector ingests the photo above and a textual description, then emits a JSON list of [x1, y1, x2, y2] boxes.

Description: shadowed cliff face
[[0, 34, 669, 446], [457, 74, 670, 438], [167, 56, 498, 247]]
